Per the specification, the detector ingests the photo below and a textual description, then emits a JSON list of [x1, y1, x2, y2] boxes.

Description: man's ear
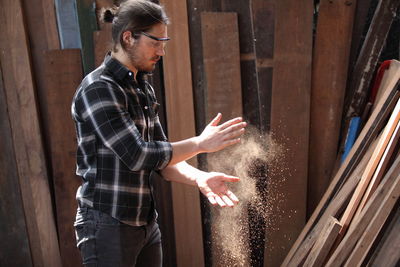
[[122, 31, 135, 47]]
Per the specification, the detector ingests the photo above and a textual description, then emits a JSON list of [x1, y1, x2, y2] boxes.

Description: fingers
[[222, 175, 240, 182], [226, 190, 239, 203], [208, 113, 222, 126], [207, 191, 239, 207], [219, 117, 245, 130]]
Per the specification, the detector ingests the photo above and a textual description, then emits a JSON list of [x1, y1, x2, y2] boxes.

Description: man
[[71, 0, 247, 266]]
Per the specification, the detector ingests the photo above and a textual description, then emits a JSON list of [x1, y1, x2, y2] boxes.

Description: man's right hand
[[196, 113, 247, 153]]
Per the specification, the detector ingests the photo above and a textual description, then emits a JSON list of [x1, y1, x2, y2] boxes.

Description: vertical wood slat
[[76, 0, 99, 75], [93, 25, 112, 68], [221, 0, 264, 129], [343, 0, 400, 123], [308, 0, 357, 216], [201, 12, 242, 122], [42, 49, 83, 267], [200, 12, 243, 266], [249, 0, 275, 133], [0, 0, 62, 266], [0, 63, 33, 267], [265, 0, 313, 266], [160, 0, 205, 266]]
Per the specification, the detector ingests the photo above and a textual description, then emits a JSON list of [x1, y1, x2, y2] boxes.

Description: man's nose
[[156, 47, 165, 56]]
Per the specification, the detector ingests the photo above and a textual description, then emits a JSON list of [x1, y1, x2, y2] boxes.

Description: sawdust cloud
[[208, 127, 289, 266]]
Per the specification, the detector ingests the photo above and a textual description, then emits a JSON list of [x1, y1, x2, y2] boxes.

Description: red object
[[369, 60, 392, 104]]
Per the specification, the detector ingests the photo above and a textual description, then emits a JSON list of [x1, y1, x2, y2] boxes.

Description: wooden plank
[[265, 1, 313, 266], [357, 118, 400, 213], [93, 25, 112, 67], [347, 0, 373, 78], [22, 0, 60, 51], [368, 203, 400, 267], [373, 60, 400, 111], [343, 0, 400, 123], [283, 80, 400, 266], [0, 0, 62, 266], [149, 63, 178, 267], [200, 12, 243, 266], [55, 0, 81, 49], [160, 0, 205, 266], [303, 216, 342, 267], [0, 62, 33, 267], [286, 136, 378, 267], [76, 0, 99, 75], [222, 0, 270, 130], [345, 189, 399, 265], [308, 0, 357, 216], [201, 12, 242, 121], [326, 155, 400, 266], [339, 97, 400, 235], [186, 0, 221, 135], [42, 49, 83, 267]]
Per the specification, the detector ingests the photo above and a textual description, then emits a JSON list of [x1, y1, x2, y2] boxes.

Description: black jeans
[[74, 206, 162, 267]]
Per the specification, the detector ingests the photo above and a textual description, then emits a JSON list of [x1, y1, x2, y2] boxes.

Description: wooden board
[[343, 0, 400, 121], [76, 0, 99, 75], [308, 0, 357, 216], [266, 0, 313, 266], [368, 203, 400, 267], [347, 0, 373, 78], [285, 135, 378, 267], [42, 49, 83, 267], [326, 155, 400, 266], [357, 118, 400, 213], [373, 60, 400, 111], [221, 0, 270, 130], [55, 0, 81, 49], [160, 0, 205, 266], [283, 79, 400, 266], [303, 216, 342, 267], [200, 11, 243, 266], [148, 63, 178, 267], [339, 97, 400, 234], [0, 0, 62, 266], [93, 25, 113, 67], [0, 63, 33, 267], [201, 12, 242, 121]]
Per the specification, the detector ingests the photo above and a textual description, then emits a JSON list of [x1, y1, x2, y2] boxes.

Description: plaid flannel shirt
[[71, 54, 172, 226]]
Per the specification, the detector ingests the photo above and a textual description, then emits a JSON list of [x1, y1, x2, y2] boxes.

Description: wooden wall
[[2, 0, 399, 266]]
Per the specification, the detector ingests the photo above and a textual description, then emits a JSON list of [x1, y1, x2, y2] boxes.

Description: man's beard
[[127, 45, 160, 73]]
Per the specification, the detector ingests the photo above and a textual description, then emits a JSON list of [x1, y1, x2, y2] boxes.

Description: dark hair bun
[[102, 8, 115, 23]]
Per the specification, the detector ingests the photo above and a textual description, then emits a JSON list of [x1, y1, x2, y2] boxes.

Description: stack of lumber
[[282, 67, 400, 266]]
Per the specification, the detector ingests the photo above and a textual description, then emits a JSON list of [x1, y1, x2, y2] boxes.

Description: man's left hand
[[196, 172, 240, 207]]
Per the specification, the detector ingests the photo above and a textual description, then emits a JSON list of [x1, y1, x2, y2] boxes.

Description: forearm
[[161, 161, 204, 186], [168, 137, 203, 166]]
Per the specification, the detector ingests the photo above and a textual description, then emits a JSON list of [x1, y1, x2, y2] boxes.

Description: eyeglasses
[[139, 31, 170, 42]]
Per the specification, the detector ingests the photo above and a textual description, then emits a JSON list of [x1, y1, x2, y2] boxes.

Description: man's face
[[126, 23, 168, 73]]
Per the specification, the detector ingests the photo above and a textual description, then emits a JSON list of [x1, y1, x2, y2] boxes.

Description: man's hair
[[101, 0, 169, 51]]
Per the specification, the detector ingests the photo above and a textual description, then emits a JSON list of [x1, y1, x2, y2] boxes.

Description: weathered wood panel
[[265, 0, 313, 266], [0, 63, 33, 267], [160, 0, 205, 266], [0, 0, 62, 265], [201, 11, 243, 266], [308, 0, 357, 216], [42, 49, 83, 267]]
